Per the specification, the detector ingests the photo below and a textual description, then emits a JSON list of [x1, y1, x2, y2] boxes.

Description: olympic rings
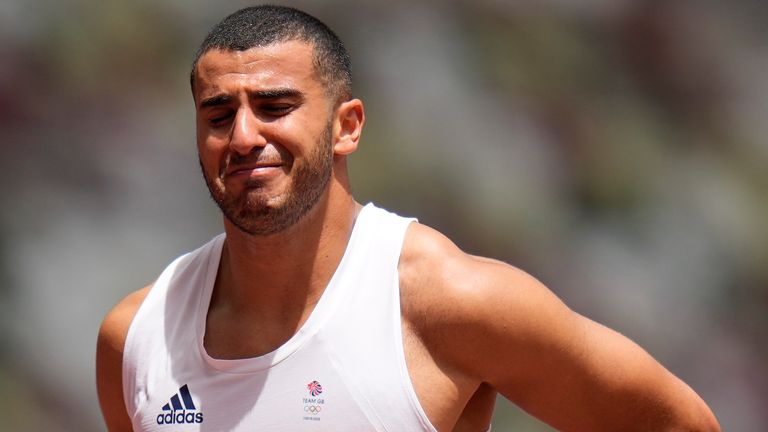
[[304, 405, 322, 414]]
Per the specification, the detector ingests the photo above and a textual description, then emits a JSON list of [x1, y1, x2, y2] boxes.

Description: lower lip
[[228, 166, 283, 179]]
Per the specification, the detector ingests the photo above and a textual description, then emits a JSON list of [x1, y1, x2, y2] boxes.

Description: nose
[[229, 107, 268, 155]]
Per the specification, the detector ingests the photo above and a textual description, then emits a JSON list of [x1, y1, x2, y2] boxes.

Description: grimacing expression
[[194, 41, 336, 235]]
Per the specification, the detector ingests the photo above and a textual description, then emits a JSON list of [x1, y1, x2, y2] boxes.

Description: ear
[[333, 98, 365, 155]]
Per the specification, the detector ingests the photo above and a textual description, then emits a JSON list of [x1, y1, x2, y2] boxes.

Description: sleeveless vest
[[122, 203, 438, 431]]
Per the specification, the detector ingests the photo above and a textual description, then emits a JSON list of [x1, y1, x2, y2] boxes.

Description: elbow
[[671, 399, 721, 432], [662, 373, 721, 432], [674, 417, 721, 432], [691, 408, 721, 432]]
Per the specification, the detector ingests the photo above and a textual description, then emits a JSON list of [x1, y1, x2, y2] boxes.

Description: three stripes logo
[[156, 384, 204, 425]]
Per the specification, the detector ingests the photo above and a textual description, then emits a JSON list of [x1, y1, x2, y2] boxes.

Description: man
[[96, 5, 720, 431]]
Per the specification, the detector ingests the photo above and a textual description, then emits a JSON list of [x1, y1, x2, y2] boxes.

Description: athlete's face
[[193, 41, 336, 235]]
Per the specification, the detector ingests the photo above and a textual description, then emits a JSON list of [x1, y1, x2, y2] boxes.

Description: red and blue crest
[[307, 380, 323, 397]]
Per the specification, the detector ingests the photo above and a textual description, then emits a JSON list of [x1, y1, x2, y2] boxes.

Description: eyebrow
[[254, 88, 304, 100], [199, 94, 232, 109], [198, 88, 304, 109]]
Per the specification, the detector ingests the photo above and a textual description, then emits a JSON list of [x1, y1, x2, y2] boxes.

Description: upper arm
[[470, 271, 717, 431], [401, 224, 720, 431], [96, 284, 152, 432]]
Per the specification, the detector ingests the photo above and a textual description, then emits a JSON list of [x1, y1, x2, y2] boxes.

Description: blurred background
[[1, 0, 766, 430]]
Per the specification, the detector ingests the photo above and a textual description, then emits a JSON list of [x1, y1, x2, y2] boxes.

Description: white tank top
[[122, 203, 438, 431]]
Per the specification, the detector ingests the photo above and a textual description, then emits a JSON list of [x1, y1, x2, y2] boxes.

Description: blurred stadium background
[[1, 0, 766, 430]]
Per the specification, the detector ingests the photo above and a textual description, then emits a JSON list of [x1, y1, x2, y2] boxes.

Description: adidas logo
[[156, 384, 204, 425]]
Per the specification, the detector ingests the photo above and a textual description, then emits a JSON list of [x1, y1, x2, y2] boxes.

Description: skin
[[96, 40, 721, 431]]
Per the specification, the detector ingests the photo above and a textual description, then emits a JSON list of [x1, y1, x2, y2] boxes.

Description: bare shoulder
[[398, 222, 569, 365], [96, 283, 154, 432], [399, 221, 571, 397], [398, 222, 720, 431], [98, 284, 153, 350], [398, 222, 561, 342]]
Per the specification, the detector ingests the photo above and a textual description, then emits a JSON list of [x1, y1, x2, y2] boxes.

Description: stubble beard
[[200, 121, 334, 236]]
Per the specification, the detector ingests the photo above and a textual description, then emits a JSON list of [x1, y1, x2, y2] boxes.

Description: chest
[[131, 344, 374, 431]]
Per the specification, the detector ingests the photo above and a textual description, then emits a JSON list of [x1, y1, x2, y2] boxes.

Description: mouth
[[223, 161, 287, 182]]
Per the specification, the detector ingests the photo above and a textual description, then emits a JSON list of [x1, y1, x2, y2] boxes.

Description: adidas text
[[156, 410, 204, 425]]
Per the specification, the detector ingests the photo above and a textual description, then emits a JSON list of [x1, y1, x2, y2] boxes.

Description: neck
[[213, 178, 361, 321]]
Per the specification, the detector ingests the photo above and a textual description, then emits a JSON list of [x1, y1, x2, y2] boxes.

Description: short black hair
[[190, 5, 352, 101]]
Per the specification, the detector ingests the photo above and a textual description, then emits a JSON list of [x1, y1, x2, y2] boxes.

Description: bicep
[[96, 322, 133, 431], [446, 265, 717, 431], [497, 309, 688, 430], [96, 286, 150, 432]]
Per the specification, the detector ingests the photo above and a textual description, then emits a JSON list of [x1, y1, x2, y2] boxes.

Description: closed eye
[[261, 104, 295, 116], [209, 111, 234, 126]]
